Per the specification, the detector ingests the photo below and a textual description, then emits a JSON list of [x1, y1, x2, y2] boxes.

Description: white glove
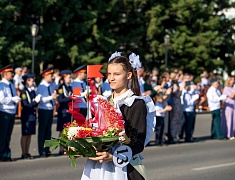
[[12, 96, 21, 103], [192, 94, 199, 102], [19, 83, 24, 90], [219, 95, 227, 101], [34, 94, 41, 103]]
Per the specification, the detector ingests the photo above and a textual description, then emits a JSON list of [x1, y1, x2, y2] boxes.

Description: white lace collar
[[113, 89, 134, 105]]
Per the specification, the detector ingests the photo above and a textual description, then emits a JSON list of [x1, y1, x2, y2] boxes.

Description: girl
[[81, 52, 156, 180], [20, 74, 40, 159], [56, 70, 73, 155]]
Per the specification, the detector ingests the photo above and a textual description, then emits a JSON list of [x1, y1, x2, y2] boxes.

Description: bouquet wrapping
[[44, 95, 125, 168]]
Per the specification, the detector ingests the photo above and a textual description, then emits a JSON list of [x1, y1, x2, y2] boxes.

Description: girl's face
[[27, 78, 34, 87], [64, 74, 72, 84], [107, 63, 132, 93]]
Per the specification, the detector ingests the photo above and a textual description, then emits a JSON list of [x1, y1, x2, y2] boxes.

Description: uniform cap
[[73, 64, 87, 74], [22, 74, 35, 81], [41, 67, 53, 77], [210, 78, 218, 83], [0, 64, 13, 73], [59, 70, 72, 76]]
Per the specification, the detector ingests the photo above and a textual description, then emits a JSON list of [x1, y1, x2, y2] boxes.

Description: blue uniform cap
[[73, 64, 87, 74], [59, 70, 72, 76], [22, 74, 35, 81], [210, 78, 218, 83]]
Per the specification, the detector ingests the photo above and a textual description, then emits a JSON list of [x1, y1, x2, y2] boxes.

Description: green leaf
[[68, 138, 97, 157], [44, 139, 60, 150]]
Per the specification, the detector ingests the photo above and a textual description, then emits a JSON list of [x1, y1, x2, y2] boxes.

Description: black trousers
[[38, 109, 53, 155], [0, 111, 15, 159], [155, 116, 164, 144], [184, 111, 195, 141]]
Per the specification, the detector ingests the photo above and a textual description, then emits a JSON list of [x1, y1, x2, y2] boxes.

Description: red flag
[[87, 65, 103, 78], [73, 87, 83, 96]]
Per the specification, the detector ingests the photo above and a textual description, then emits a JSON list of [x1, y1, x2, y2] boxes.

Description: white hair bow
[[129, 52, 142, 70], [108, 51, 122, 62]]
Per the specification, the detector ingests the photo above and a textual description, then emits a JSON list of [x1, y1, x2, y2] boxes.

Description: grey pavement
[[0, 113, 235, 180]]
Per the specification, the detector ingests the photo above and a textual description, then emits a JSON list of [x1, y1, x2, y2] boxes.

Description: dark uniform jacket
[[20, 88, 38, 121], [57, 83, 72, 114]]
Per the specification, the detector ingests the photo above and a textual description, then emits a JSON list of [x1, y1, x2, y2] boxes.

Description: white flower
[[108, 51, 122, 62], [67, 127, 80, 140], [129, 52, 141, 70]]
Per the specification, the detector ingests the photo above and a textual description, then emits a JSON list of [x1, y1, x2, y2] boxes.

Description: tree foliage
[[0, 0, 234, 77]]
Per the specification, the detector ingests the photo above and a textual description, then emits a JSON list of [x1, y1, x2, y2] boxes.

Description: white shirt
[[155, 102, 165, 117], [183, 91, 196, 112], [206, 86, 221, 111], [0, 78, 17, 114]]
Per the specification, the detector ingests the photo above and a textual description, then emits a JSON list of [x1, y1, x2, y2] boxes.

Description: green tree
[[0, 0, 235, 79]]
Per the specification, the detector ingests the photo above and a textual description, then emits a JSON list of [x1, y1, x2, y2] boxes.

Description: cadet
[[71, 65, 87, 118], [20, 74, 40, 159], [56, 70, 73, 155], [0, 65, 21, 162], [36, 67, 58, 157]]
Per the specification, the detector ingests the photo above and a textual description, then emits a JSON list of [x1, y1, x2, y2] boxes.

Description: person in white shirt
[[154, 92, 172, 145], [206, 78, 226, 139], [13, 67, 24, 90], [183, 81, 199, 142], [0, 65, 21, 161]]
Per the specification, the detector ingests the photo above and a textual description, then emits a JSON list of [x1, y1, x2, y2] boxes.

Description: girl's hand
[[89, 152, 113, 163]]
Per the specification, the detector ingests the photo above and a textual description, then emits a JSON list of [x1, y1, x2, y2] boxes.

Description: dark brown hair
[[108, 56, 141, 96]]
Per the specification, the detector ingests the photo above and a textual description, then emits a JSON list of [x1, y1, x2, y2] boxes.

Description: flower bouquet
[[44, 95, 124, 168]]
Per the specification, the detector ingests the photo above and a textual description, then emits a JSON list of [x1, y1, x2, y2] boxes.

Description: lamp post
[[31, 24, 39, 74], [164, 35, 170, 70]]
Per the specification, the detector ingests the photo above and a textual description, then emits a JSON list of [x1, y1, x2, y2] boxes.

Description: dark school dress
[[120, 99, 147, 180], [20, 88, 38, 135], [56, 83, 72, 131]]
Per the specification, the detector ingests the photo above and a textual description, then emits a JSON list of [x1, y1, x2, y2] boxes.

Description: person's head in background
[[74, 65, 87, 81], [152, 67, 158, 77], [185, 81, 191, 91], [210, 78, 219, 89], [183, 73, 192, 82], [161, 72, 170, 82], [59, 70, 72, 85], [137, 66, 145, 78], [53, 69, 60, 84], [41, 68, 54, 83], [154, 92, 164, 103], [143, 74, 151, 85], [0, 65, 14, 81], [224, 76, 235, 87], [22, 74, 35, 88], [21, 66, 28, 76], [157, 76, 167, 87], [14, 67, 22, 76], [170, 72, 179, 83]]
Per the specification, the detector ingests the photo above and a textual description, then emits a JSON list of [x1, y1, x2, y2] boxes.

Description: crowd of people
[[0, 59, 234, 166]]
